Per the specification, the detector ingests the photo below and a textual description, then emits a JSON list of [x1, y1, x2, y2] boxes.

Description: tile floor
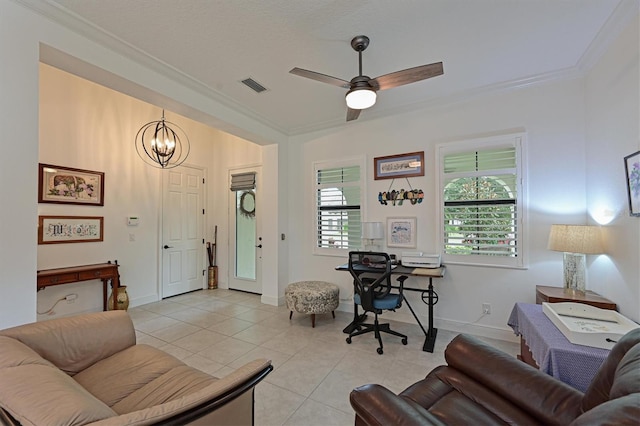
[[130, 288, 518, 426]]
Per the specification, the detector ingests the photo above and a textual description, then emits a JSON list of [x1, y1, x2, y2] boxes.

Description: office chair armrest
[[396, 276, 409, 295]]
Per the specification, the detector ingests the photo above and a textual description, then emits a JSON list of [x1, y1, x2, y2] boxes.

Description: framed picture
[[387, 217, 417, 248], [38, 215, 104, 244], [374, 151, 424, 180], [38, 163, 104, 206], [624, 150, 640, 217]]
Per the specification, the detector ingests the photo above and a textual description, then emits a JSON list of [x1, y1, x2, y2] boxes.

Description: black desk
[[336, 263, 445, 352]]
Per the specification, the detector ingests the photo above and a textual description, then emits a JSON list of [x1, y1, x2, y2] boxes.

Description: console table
[[37, 261, 121, 311], [508, 303, 610, 392], [536, 285, 617, 310]]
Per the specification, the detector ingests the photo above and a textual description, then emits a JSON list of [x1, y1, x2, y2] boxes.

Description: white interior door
[[162, 166, 204, 298], [228, 166, 262, 294]]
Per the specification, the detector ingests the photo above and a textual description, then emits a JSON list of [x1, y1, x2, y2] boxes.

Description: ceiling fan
[[290, 35, 444, 121]]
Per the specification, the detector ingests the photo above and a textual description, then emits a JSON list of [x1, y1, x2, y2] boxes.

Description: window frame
[[436, 133, 528, 269], [313, 157, 366, 257]]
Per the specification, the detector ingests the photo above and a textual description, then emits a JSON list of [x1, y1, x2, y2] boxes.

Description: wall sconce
[[135, 110, 190, 169], [362, 222, 384, 251], [547, 224, 604, 294]]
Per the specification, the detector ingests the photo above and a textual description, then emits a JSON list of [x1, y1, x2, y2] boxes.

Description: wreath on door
[[239, 191, 256, 218]]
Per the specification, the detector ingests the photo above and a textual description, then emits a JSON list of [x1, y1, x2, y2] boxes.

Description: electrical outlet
[[482, 303, 491, 314], [65, 294, 78, 304]]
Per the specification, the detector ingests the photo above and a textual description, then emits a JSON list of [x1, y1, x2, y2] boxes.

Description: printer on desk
[[401, 252, 441, 268]]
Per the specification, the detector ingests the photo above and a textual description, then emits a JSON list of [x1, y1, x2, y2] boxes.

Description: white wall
[[288, 68, 638, 340], [37, 64, 263, 320], [0, 1, 40, 327], [585, 14, 640, 321], [0, 0, 281, 328]]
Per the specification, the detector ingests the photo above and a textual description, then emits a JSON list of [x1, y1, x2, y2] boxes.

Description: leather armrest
[[350, 384, 445, 426], [444, 334, 583, 425]]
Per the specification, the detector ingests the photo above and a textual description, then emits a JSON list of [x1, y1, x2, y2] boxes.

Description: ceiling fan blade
[[289, 68, 351, 88], [370, 62, 444, 91], [346, 108, 361, 121]]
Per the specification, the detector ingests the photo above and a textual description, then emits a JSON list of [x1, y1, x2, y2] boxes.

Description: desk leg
[[423, 277, 438, 352], [102, 279, 108, 311]]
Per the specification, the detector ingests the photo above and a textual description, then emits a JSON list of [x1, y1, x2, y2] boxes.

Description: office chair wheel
[[346, 337, 352, 344], [402, 337, 408, 345], [377, 347, 383, 355]]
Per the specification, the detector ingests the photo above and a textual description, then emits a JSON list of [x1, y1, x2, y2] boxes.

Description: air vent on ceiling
[[240, 77, 268, 93]]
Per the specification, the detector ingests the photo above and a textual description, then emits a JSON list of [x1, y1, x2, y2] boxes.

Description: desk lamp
[[362, 222, 384, 251], [547, 224, 604, 294]]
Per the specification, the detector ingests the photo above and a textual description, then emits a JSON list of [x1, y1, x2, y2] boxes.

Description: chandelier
[[135, 110, 190, 169]]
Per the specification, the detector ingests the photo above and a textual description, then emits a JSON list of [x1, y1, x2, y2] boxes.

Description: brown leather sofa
[[350, 329, 640, 425], [0, 310, 272, 425]]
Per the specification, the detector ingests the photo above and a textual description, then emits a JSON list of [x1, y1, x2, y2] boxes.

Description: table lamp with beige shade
[[362, 221, 384, 251], [547, 224, 604, 294]]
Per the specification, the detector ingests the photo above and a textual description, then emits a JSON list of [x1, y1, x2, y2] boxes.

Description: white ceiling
[[33, 0, 631, 135]]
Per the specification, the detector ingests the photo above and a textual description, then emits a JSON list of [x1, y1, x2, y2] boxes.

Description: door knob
[[163, 245, 173, 249], [255, 244, 263, 248]]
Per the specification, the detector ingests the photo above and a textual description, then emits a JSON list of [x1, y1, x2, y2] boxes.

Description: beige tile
[[167, 308, 228, 328], [141, 300, 188, 315], [182, 353, 226, 376], [135, 333, 166, 348], [157, 343, 194, 361], [234, 308, 276, 323], [254, 382, 305, 426], [133, 289, 519, 426], [135, 315, 181, 333], [172, 329, 228, 352], [309, 368, 385, 415], [148, 322, 200, 343], [283, 398, 353, 426], [233, 324, 286, 345], [197, 337, 257, 365], [228, 346, 292, 371], [265, 355, 335, 397], [207, 317, 254, 336]]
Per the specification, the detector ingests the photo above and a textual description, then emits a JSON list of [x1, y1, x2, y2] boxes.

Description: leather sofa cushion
[[74, 343, 220, 416], [0, 336, 55, 369], [401, 366, 540, 425], [0, 310, 135, 376], [0, 363, 116, 426]]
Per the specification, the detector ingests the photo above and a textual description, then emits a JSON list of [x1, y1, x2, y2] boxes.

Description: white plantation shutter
[[315, 163, 362, 252], [438, 135, 526, 268]]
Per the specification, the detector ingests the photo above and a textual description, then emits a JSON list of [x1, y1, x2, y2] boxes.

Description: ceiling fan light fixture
[[345, 87, 376, 110]]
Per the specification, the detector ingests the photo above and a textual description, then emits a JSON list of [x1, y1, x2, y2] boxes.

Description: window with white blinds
[[437, 134, 526, 268], [314, 160, 363, 254]]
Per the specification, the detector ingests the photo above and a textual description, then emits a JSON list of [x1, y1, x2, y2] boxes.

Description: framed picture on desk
[[387, 217, 417, 248]]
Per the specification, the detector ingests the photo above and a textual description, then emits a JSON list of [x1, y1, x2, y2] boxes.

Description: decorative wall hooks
[[378, 178, 424, 206]]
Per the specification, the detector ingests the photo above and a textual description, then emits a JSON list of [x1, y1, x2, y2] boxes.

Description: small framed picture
[[38, 215, 104, 244], [38, 163, 104, 206], [374, 151, 424, 180], [387, 217, 417, 248], [624, 150, 640, 217]]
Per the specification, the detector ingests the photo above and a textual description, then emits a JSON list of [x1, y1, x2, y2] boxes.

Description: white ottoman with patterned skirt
[[285, 281, 340, 328]]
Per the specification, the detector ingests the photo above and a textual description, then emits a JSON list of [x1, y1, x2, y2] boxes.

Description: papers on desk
[[365, 263, 397, 269]]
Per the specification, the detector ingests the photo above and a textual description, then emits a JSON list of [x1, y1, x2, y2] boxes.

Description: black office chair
[[346, 251, 408, 354]]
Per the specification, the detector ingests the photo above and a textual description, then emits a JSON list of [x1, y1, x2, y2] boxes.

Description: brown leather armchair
[[350, 329, 640, 425]]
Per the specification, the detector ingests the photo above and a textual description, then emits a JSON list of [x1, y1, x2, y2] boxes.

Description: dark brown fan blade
[[346, 108, 361, 122], [370, 62, 443, 91], [289, 68, 351, 88]]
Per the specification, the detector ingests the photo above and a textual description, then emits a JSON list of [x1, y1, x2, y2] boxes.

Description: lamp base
[[563, 252, 586, 294]]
